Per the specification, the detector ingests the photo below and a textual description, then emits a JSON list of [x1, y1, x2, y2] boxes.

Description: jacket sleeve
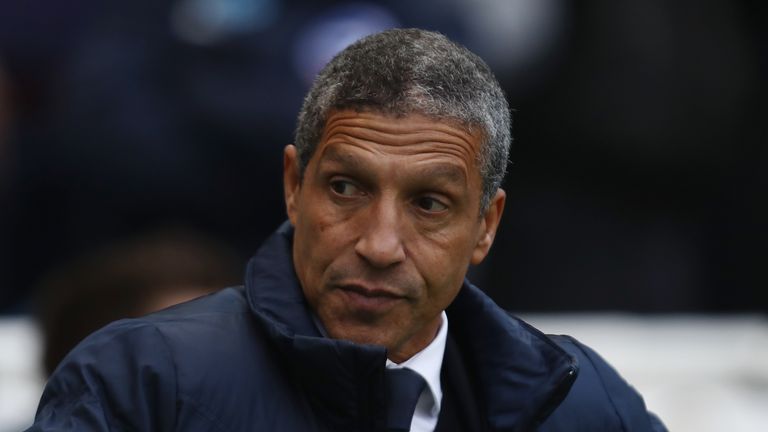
[[26, 319, 178, 431], [541, 336, 668, 432]]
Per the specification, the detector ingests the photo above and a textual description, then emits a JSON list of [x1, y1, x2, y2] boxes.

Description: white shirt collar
[[385, 311, 448, 430]]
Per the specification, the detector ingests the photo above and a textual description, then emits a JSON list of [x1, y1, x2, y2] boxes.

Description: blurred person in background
[[26, 29, 665, 432], [35, 228, 241, 375]]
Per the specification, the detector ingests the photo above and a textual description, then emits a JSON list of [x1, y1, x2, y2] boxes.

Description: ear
[[283, 145, 301, 226], [470, 188, 506, 265]]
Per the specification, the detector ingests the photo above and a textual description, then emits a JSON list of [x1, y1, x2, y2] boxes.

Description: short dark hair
[[294, 28, 511, 210]]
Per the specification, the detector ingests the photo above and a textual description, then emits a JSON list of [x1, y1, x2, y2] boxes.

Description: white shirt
[[385, 311, 448, 432]]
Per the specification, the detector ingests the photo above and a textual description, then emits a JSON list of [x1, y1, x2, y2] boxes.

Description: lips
[[342, 283, 403, 298], [337, 283, 406, 314]]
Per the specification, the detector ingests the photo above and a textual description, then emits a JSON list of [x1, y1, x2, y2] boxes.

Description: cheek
[[295, 205, 352, 278], [414, 230, 477, 302]]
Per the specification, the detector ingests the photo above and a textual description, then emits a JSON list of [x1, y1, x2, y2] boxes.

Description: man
[[29, 29, 666, 431]]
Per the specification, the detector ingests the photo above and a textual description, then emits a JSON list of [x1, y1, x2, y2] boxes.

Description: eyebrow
[[320, 146, 362, 168], [415, 163, 467, 186]]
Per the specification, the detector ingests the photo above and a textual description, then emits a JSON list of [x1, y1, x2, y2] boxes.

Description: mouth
[[337, 283, 407, 314]]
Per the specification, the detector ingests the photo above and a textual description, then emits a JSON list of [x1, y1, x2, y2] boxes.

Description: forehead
[[313, 110, 483, 175]]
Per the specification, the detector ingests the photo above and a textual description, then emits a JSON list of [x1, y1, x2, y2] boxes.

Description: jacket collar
[[245, 221, 577, 431], [447, 283, 578, 430]]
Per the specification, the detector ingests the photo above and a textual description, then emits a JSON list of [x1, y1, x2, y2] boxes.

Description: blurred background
[[0, 0, 766, 430]]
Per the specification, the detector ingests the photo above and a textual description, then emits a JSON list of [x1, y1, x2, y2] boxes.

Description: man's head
[[294, 28, 510, 212], [284, 28, 510, 362]]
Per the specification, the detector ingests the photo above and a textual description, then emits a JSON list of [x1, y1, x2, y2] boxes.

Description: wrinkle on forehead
[[318, 110, 481, 171], [324, 110, 475, 138]]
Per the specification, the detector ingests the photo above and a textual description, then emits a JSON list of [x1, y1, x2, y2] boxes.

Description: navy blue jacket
[[29, 223, 666, 431]]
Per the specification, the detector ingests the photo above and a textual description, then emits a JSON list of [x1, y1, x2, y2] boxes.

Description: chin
[[326, 321, 397, 348]]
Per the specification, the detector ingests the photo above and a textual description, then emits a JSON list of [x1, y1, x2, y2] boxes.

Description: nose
[[354, 199, 406, 268]]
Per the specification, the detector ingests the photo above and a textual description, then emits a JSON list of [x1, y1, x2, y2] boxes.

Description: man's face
[[284, 110, 504, 362]]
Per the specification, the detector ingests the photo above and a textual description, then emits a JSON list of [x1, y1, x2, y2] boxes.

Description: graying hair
[[294, 28, 511, 211]]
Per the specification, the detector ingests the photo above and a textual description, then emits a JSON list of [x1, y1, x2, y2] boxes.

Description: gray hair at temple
[[294, 28, 511, 211]]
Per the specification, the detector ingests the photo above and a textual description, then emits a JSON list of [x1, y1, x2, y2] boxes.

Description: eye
[[330, 179, 362, 197], [415, 196, 448, 213]]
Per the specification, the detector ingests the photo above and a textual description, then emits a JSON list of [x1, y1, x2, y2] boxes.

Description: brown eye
[[330, 180, 361, 196], [416, 196, 448, 212]]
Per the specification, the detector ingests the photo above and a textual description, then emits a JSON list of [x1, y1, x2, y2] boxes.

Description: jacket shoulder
[[32, 315, 180, 430], [141, 286, 255, 346], [31, 287, 260, 431], [539, 335, 667, 432]]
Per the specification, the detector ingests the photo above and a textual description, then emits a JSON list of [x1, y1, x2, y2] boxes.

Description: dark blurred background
[[1, 0, 766, 316]]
